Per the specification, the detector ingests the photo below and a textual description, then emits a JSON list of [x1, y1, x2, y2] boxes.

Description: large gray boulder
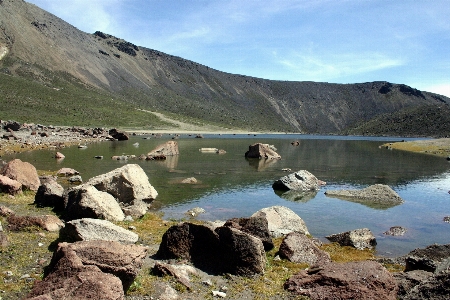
[[325, 184, 404, 209], [1, 159, 40, 191], [284, 261, 398, 299], [85, 164, 158, 203], [278, 232, 331, 266], [326, 228, 377, 250], [65, 185, 125, 221], [251, 206, 310, 237], [245, 143, 281, 159], [273, 170, 323, 191], [62, 218, 138, 244]]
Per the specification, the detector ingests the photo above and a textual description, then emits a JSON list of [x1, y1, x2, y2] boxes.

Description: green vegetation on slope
[[0, 59, 172, 128]]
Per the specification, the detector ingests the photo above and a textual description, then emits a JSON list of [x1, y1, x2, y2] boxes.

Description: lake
[[5, 134, 450, 257]]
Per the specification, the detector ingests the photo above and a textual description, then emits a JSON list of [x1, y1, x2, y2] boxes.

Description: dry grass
[[382, 138, 450, 157]]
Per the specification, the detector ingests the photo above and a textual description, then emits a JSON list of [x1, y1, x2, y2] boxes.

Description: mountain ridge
[[1, 0, 449, 135]]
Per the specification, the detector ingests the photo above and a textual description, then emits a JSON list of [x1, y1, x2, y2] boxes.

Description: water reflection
[[246, 157, 279, 171], [4, 135, 450, 257], [274, 189, 318, 202], [324, 193, 403, 210]]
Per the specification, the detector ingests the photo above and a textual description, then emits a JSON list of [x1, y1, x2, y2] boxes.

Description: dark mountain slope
[[1, 0, 449, 134]]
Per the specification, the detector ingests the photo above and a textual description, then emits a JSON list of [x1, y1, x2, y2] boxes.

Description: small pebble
[[212, 290, 226, 298], [202, 279, 213, 286]]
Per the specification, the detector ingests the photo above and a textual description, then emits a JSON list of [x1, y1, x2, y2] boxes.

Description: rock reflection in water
[[274, 189, 318, 202]]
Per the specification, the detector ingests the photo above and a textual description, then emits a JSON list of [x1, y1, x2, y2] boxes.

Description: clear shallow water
[[5, 134, 450, 257]]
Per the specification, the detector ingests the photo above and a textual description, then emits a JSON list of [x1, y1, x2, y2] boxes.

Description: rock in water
[[245, 143, 281, 159], [272, 170, 323, 191]]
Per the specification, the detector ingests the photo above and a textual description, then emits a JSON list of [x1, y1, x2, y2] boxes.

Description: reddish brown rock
[[7, 214, 64, 232], [278, 232, 331, 266], [0, 205, 14, 216], [1, 159, 40, 191], [26, 243, 124, 300], [284, 260, 398, 299], [45, 240, 147, 291], [0, 174, 22, 195]]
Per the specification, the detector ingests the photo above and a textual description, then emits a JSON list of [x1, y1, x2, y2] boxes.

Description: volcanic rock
[[251, 205, 310, 237]]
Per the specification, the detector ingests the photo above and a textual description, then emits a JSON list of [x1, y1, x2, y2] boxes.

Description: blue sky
[[27, 0, 450, 97]]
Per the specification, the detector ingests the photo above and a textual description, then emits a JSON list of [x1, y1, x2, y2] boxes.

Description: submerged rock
[[325, 184, 404, 209]]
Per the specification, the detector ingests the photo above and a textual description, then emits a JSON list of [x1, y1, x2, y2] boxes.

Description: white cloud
[[29, 0, 122, 34], [275, 51, 404, 82], [424, 84, 450, 98]]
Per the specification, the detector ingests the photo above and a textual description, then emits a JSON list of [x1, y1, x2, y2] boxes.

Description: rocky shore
[[1, 121, 450, 299]]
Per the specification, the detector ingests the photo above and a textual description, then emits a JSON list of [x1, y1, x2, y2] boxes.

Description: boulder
[[384, 226, 407, 236], [57, 167, 79, 176], [400, 270, 450, 299], [152, 262, 197, 290], [34, 181, 65, 210], [85, 164, 158, 203], [27, 240, 146, 297], [65, 185, 125, 221], [251, 206, 310, 238], [27, 267, 125, 300], [245, 143, 281, 159], [278, 232, 331, 266], [272, 170, 323, 191], [0, 174, 22, 195], [0, 205, 14, 216], [404, 244, 450, 272], [6, 214, 64, 232], [215, 226, 266, 276], [223, 216, 274, 251], [326, 228, 377, 250], [147, 140, 179, 157], [393, 270, 433, 298], [120, 199, 149, 218], [284, 261, 398, 300], [3, 121, 21, 131], [157, 222, 223, 272], [325, 184, 404, 208], [1, 159, 40, 191], [157, 222, 266, 276], [108, 128, 129, 141], [62, 218, 138, 244], [55, 152, 65, 159]]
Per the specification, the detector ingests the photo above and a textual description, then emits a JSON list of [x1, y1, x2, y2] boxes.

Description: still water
[[6, 134, 450, 257]]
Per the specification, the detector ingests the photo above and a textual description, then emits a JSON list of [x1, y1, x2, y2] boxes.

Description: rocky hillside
[[1, 0, 449, 135]]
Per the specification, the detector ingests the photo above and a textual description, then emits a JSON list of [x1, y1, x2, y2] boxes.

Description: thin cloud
[[276, 51, 404, 82]]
